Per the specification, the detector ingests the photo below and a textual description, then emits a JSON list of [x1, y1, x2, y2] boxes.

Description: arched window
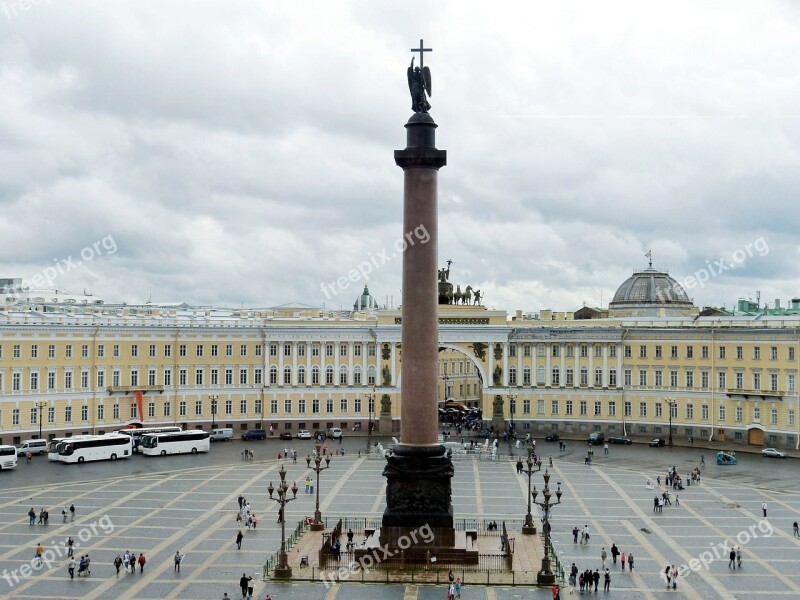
[[297, 366, 306, 385], [339, 365, 348, 385], [283, 366, 291, 385], [325, 365, 334, 385], [353, 365, 362, 385], [609, 367, 617, 387], [367, 365, 376, 385], [269, 366, 278, 385], [536, 365, 546, 385], [580, 366, 588, 386], [594, 367, 603, 387], [566, 367, 574, 386]]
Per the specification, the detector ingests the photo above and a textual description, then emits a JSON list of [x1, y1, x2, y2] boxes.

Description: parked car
[[279, 432, 293, 441], [297, 430, 312, 439], [544, 433, 560, 442], [209, 428, 233, 442], [761, 447, 787, 458], [608, 436, 632, 445], [327, 428, 342, 439], [648, 438, 666, 447], [587, 432, 605, 445], [241, 429, 267, 441]]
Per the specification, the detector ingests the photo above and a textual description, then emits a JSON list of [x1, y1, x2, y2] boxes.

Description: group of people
[[572, 524, 590, 544], [28, 506, 72, 526], [112, 550, 146, 574], [606, 544, 633, 571], [568, 563, 611, 593], [67, 554, 91, 578], [240, 449, 254, 460], [447, 570, 463, 599]]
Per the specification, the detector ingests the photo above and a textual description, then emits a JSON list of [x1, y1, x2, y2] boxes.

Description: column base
[[522, 525, 538, 535], [309, 523, 324, 531], [273, 566, 293, 579]]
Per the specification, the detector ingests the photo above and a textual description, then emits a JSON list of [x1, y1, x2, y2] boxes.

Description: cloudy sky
[[1, 1, 799, 313]]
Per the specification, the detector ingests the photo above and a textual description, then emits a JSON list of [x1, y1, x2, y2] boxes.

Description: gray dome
[[353, 284, 379, 311], [611, 267, 691, 305]]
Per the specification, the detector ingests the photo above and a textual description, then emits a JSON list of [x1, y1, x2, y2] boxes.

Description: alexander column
[[381, 40, 455, 552]]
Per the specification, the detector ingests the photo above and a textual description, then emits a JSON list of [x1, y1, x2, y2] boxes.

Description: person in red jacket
[[137, 553, 147, 573]]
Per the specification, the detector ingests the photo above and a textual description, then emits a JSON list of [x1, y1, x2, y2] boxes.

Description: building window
[[164, 344, 171, 358], [551, 367, 560, 386], [353, 366, 362, 385], [754, 347, 761, 360], [65, 406, 72, 422], [655, 403, 663, 418], [284, 399, 292, 414], [326, 366, 334, 385], [223, 399, 231, 415], [551, 400, 559, 415], [580, 345, 588, 358], [552, 345, 560, 358], [312, 367, 320, 385], [639, 370, 647, 387], [639, 402, 647, 417], [47, 344, 55, 359], [686, 404, 693, 419], [701, 346, 709, 359], [609, 345, 617, 358], [65, 371, 73, 390], [179, 401, 186, 417], [297, 399, 306, 414], [639, 345, 647, 358], [669, 370, 678, 387], [624, 369, 632, 387], [686, 371, 694, 388], [211, 344, 218, 357], [580, 400, 587, 416], [339, 366, 348, 385], [269, 344, 277, 356], [788, 373, 796, 393], [594, 368, 602, 387], [179, 368, 187, 386], [536, 365, 546, 385], [565, 367, 573, 386], [752, 372, 761, 390], [788, 409, 795, 426], [655, 345, 662, 359], [686, 346, 693, 359], [771, 408, 778, 425], [326, 344, 334, 357], [789, 347, 796, 361], [508, 367, 517, 386], [312, 344, 320, 357], [753, 405, 760, 422], [164, 369, 172, 386], [718, 405, 726, 421], [29, 371, 38, 391], [148, 402, 155, 418], [719, 346, 726, 359], [701, 404, 709, 420], [735, 405, 743, 422], [269, 367, 277, 385], [566, 345, 574, 358], [226, 344, 233, 357], [195, 369, 204, 386], [654, 370, 662, 387], [270, 399, 278, 414], [354, 397, 362, 413], [736, 346, 743, 360], [178, 344, 186, 357], [537, 399, 545, 415], [701, 370, 709, 389], [524, 344, 531, 357], [580, 367, 588, 387], [609, 368, 617, 387], [565, 400, 572, 415], [594, 401, 602, 416]]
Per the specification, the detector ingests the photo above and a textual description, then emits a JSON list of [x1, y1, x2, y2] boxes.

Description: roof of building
[[610, 266, 693, 306]]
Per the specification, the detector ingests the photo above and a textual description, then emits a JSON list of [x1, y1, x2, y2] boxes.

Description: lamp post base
[[273, 565, 293, 579], [310, 522, 324, 531], [537, 556, 555, 585], [522, 525, 537, 535]]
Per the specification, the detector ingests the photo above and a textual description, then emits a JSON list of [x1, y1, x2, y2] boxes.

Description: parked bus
[[116, 426, 182, 452], [0, 445, 18, 470], [140, 431, 210, 456], [47, 436, 93, 461], [58, 435, 132, 463]]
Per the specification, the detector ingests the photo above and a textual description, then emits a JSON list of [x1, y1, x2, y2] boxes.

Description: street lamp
[[509, 393, 516, 437], [521, 454, 542, 534], [306, 443, 331, 531], [532, 469, 563, 585], [667, 397, 677, 447], [366, 388, 376, 454], [267, 465, 299, 579], [36, 400, 47, 439], [209, 395, 218, 430]]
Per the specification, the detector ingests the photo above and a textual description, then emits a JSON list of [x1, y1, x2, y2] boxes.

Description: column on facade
[[602, 343, 609, 388], [574, 343, 579, 387], [348, 341, 354, 386], [334, 341, 340, 386], [502, 342, 509, 387], [617, 343, 623, 388], [589, 344, 594, 387], [487, 345, 494, 388], [390, 342, 396, 387], [517, 343, 523, 389], [560, 343, 566, 387], [277, 340, 284, 387], [545, 344, 551, 387], [292, 341, 298, 387]]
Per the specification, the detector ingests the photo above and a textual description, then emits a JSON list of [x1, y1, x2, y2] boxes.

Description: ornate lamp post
[[209, 394, 218, 430], [267, 465, 299, 579], [306, 443, 331, 531], [532, 469, 563, 585], [667, 397, 677, 446], [521, 454, 542, 534], [366, 390, 375, 453], [36, 400, 47, 439]]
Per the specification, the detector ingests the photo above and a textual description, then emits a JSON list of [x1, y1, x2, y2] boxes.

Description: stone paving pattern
[[0, 439, 797, 599]]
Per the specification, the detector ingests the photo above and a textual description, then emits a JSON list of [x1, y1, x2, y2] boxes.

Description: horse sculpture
[[454, 285, 462, 305], [463, 286, 473, 305]]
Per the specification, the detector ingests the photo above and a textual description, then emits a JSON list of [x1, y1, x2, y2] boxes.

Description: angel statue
[[407, 57, 431, 113]]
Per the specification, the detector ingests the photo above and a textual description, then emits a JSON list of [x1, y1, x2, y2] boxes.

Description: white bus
[[47, 436, 93, 461], [58, 435, 132, 463], [0, 445, 17, 470], [140, 431, 210, 456], [116, 426, 182, 452]]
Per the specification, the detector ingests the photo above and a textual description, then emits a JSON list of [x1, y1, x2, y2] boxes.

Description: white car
[[296, 430, 312, 439], [761, 447, 787, 458]]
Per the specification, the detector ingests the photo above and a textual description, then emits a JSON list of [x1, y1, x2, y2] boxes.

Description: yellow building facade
[[1, 277, 799, 449]]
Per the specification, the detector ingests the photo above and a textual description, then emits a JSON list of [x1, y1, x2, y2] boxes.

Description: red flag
[[135, 390, 144, 422]]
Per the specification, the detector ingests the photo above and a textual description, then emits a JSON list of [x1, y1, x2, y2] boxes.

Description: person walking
[[735, 546, 742, 568], [628, 552, 634, 572], [620, 551, 626, 571], [114, 554, 122, 575], [68, 556, 76, 579], [138, 553, 147, 573], [671, 565, 678, 589], [762, 501, 768, 517], [794, 521, 800, 537], [34, 543, 44, 566], [67, 536, 74, 557], [174, 551, 182, 573], [28, 508, 36, 526], [573, 526, 580, 543], [454, 577, 462, 599], [728, 548, 736, 569], [603, 568, 611, 591], [601, 547, 607, 569], [592, 569, 600, 592], [62, 507, 68, 522], [69, 504, 75, 521], [663, 565, 672, 589], [611, 543, 619, 565], [239, 573, 252, 599], [236, 530, 243, 550]]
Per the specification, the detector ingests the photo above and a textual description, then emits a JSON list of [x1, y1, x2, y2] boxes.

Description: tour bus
[[47, 436, 93, 461], [58, 434, 133, 463], [0, 445, 18, 470], [116, 426, 182, 452], [140, 430, 210, 456]]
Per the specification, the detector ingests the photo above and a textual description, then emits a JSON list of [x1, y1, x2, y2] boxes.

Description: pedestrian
[[611, 543, 619, 564], [123, 552, 131, 573], [239, 573, 252, 599], [728, 548, 736, 569], [762, 501, 768, 517], [581, 524, 590, 544], [578, 572, 585, 593], [138, 553, 147, 573], [43, 509, 49, 525], [603, 442, 609, 454], [238, 495, 244, 510], [38, 508, 45, 525], [552, 583, 561, 600], [663, 565, 671, 589], [305, 477, 311, 493], [174, 551, 182, 573], [236, 530, 243, 550], [68, 556, 76, 579], [671, 565, 678, 589], [448, 569, 454, 584], [67, 536, 74, 557], [735, 546, 742, 568], [794, 521, 800, 537], [28, 508, 35, 525], [601, 547, 607, 568], [246, 580, 254, 600], [69, 504, 75, 521], [573, 525, 580, 543], [628, 552, 634, 572], [223, 595, 230, 600], [603, 568, 611, 591], [593, 569, 600, 592], [620, 551, 626, 571], [114, 554, 122, 575], [26, 451, 32, 463], [34, 543, 44, 566], [454, 577, 462, 599], [676, 495, 680, 506], [62, 507, 68, 522]]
